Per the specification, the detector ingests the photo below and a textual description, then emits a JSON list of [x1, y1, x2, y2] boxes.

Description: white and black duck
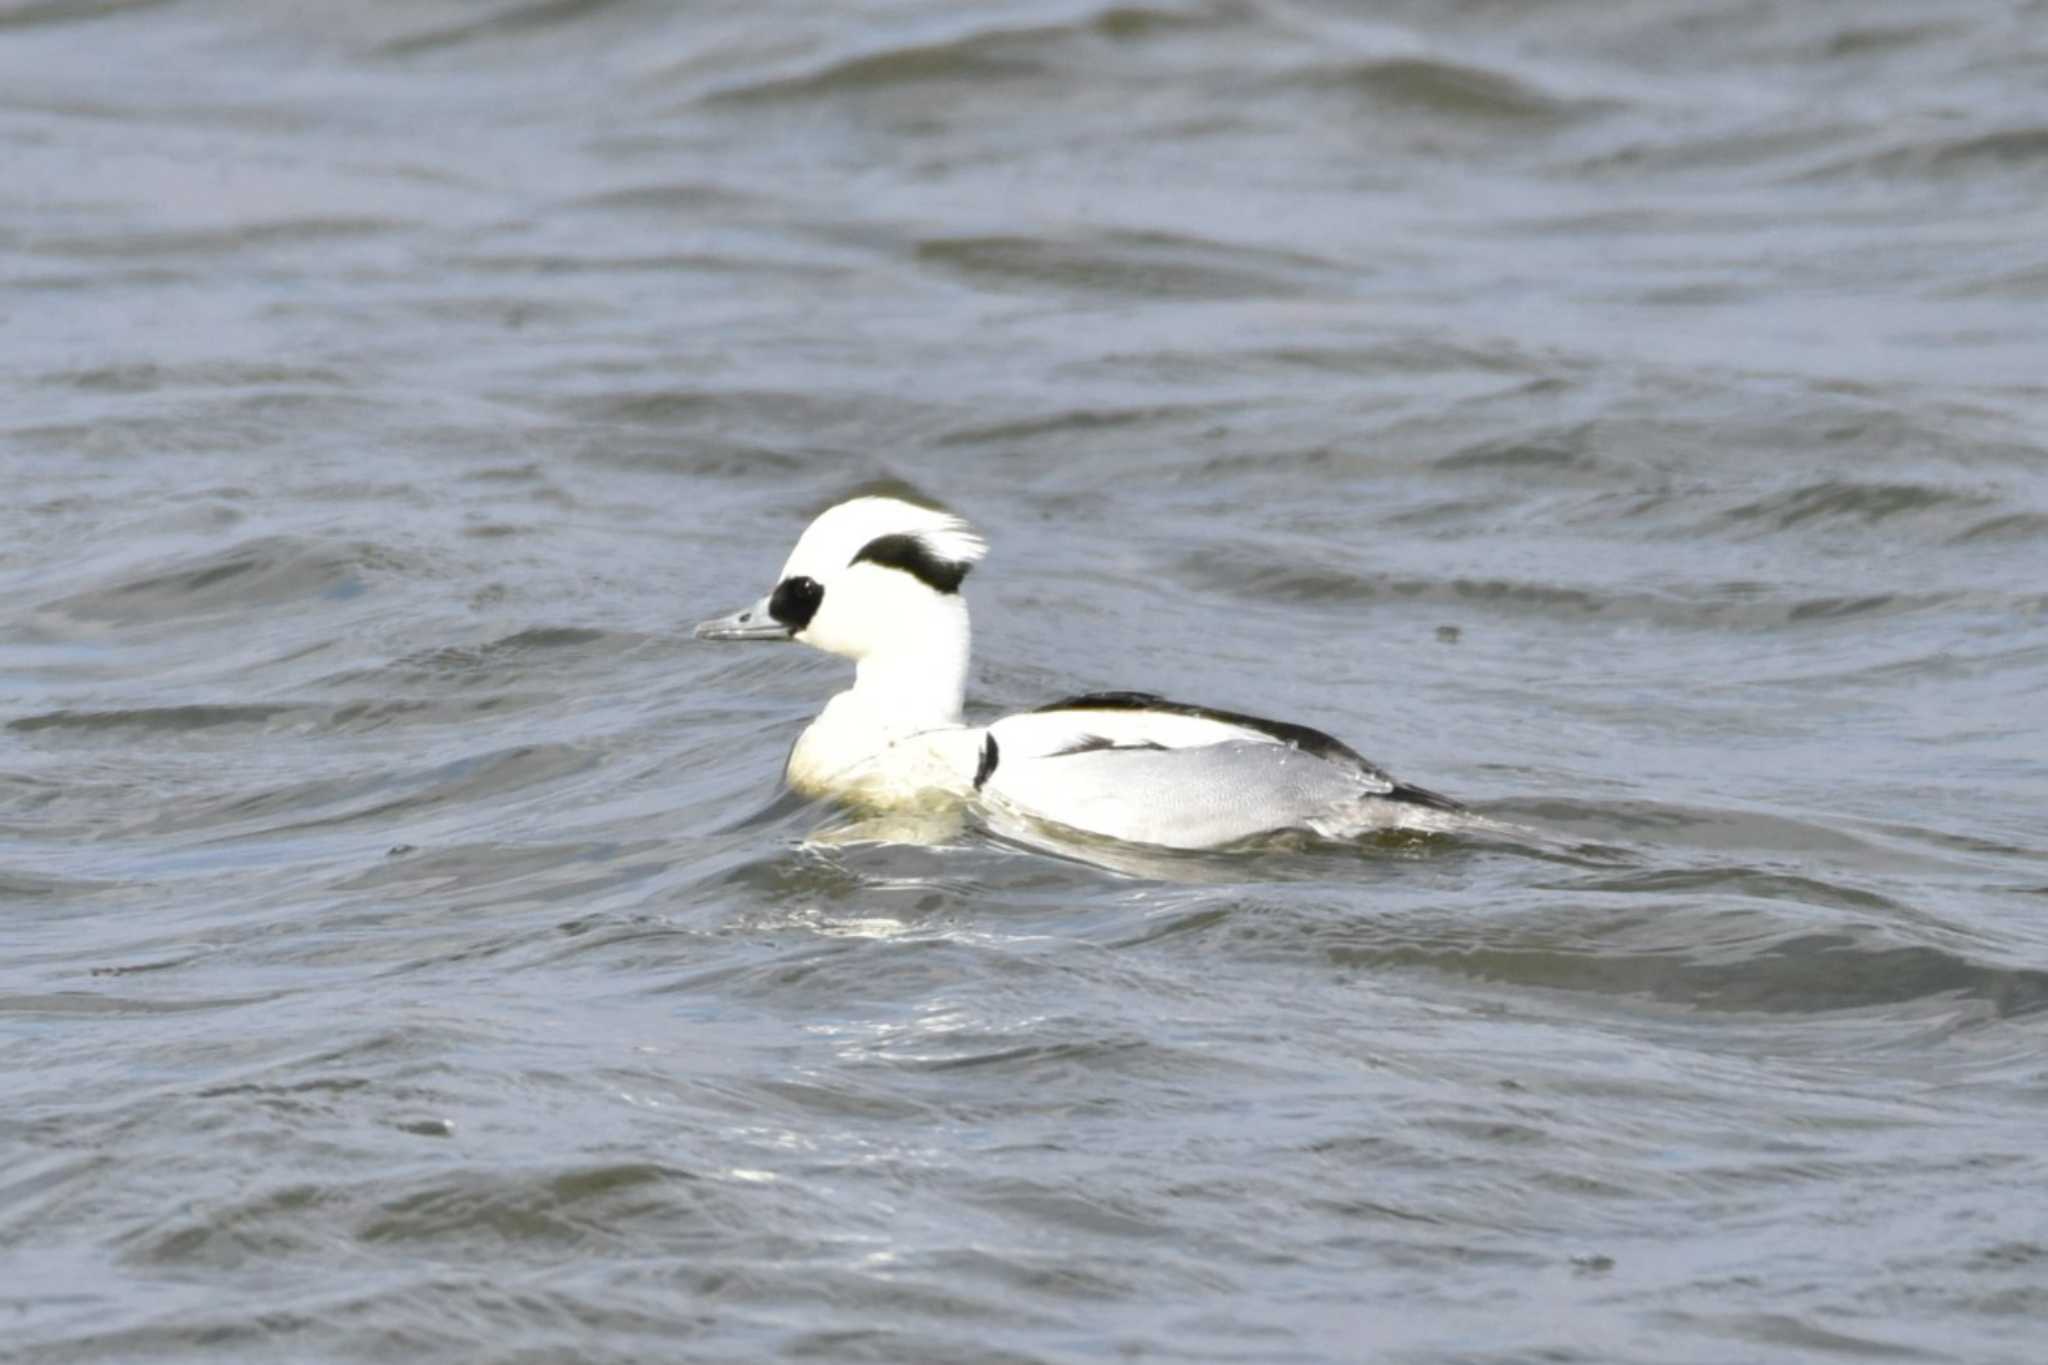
[[694, 496, 1463, 851]]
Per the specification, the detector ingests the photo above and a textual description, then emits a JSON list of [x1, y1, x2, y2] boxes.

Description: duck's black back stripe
[[1031, 691, 1359, 764], [1031, 690, 1464, 812]]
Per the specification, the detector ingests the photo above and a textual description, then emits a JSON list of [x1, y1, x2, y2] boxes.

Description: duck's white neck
[[849, 621, 969, 730], [786, 596, 974, 798]]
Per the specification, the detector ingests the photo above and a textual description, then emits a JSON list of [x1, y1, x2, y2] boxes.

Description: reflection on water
[[4, 1, 2048, 1361]]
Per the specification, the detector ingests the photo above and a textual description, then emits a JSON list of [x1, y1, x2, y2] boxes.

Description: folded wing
[[976, 691, 1458, 850]]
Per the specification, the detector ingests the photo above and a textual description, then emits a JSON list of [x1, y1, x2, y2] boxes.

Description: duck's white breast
[[786, 703, 983, 809]]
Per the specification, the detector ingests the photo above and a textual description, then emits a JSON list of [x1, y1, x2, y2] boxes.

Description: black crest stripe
[[849, 533, 970, 594]]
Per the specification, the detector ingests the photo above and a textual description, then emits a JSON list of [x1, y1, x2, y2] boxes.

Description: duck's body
[[695, 497, 1460, 852]]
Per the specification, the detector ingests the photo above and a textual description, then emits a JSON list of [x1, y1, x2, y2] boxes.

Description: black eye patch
[[768, 575, 824, 629], [849, 533, 970, 594]]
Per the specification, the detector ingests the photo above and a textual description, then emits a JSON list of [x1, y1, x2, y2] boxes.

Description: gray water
[[5, 1, 2048, 1360]]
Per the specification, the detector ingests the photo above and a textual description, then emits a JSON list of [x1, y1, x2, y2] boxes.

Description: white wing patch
[[985, 707, 1287, 761]]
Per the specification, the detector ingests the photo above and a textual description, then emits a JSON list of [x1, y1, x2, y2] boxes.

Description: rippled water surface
[[6, 2, 2048, 1360]]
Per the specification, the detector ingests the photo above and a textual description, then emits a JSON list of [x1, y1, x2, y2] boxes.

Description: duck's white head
[[693, 496, 986, 666]]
